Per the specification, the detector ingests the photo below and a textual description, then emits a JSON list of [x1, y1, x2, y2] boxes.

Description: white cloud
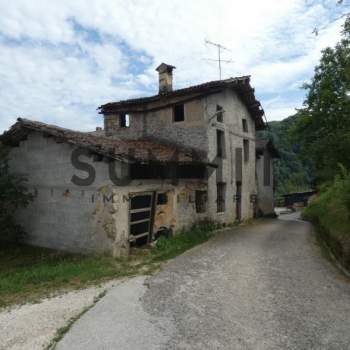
[[0, 0, 347, 132]]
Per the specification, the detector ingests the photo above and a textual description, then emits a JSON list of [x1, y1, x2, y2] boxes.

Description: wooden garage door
[[129, 192, 154, 245]]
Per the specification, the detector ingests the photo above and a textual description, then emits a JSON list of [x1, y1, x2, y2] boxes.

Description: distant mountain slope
[[258, 115, 313, 197]]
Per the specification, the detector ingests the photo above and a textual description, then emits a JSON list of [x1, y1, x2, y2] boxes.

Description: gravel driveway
[[57, 213, 350, 349]]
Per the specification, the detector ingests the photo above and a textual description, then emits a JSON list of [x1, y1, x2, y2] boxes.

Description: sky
[[0, 0, 348, 133]]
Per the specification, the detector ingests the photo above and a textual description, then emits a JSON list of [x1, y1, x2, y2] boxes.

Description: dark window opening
[[235, 148, 243, 182], [195, 190, 207, 213], [216, 105, 224, 122], [264, 153, 271, 186], [130, 195, 152, 210], [174, 104, 185, 122], [157, 193, 168, 205], [217, 130, 225, 158], [130, 221, 150, 235], [130, 163, 206, 179], [119, 113, 130, 128], [130, 210, 151, 222], [242, 118, 248, 132], [217, 182, 226, 213], [243, 139, 249, 162]]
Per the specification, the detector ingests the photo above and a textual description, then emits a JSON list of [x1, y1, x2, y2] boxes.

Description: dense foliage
[[0, 145, 33, 241], [258, 116, 313, 197], [297, 17, 350, 270], [290, 18, 350, 184], [303, 165, 350, 270]]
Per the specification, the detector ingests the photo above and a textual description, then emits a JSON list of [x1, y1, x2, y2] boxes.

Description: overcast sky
[[0, 0, 348, 132]]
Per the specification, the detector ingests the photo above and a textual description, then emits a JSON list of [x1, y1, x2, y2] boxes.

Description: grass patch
[[0, 223, 221, 308], [148, 222, 219, 261]]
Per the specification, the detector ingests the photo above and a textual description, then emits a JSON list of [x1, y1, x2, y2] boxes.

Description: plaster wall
[[8, 132, 209, 256]]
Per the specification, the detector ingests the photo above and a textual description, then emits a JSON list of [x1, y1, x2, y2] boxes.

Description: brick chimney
[[156, 63, 176, 93]]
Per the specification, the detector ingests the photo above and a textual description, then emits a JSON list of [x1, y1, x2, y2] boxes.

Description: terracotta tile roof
[[0, 118, 208, 164], [99, 76, 266, 129]]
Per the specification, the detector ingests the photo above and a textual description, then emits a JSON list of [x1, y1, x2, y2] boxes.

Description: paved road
[[57, 213, 350, 349]]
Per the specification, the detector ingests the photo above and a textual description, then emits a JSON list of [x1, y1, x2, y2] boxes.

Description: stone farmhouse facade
[[1, 63, 277, 256]]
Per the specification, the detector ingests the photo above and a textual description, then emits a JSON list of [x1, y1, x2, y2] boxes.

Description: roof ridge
[[1, 118, 208, 164], [98, 75, 252, 110]]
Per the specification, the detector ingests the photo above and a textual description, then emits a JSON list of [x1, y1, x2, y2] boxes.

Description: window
[[195, 190, 207, 213], [264, 153, 271, 186], [173, 104, 185, 122], [242, 118, 248, 132], [216, 105, 224, 122], [217, 183, 226, 212], [243, 139, 249, 162], [235, 148, 243, 182], [119, 113, 130, 128], [157, 193, 168, 205], [217, 130, 225, 158]]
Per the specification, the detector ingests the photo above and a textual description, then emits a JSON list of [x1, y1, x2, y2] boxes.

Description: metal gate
[[129, 192, 155, 245]]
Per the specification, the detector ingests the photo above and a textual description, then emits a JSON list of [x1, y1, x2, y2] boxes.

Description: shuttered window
[[243, 139, 249, 162], [195, 190, 207, 213], [235, 148, 242, 182], [264, 153, 271, 186], [217, 182, 226, 212]]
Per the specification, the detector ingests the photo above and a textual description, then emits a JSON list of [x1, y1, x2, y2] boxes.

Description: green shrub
[[150, 223, 218, 262], [303, 165, 350, 269]]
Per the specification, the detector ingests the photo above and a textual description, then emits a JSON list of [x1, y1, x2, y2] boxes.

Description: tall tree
[[291, 17, 350, 183]]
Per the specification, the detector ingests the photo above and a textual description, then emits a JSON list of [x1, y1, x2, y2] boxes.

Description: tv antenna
[[205, 39, 233, 80]]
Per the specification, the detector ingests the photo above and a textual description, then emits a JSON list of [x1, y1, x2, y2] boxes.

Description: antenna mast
[[205, 39, 232, 80]]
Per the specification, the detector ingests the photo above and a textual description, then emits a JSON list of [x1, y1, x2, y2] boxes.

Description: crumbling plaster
[[8, 132, 209, 256]]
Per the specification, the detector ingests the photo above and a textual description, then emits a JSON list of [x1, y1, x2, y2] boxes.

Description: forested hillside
[[258, 116, 313, 197]]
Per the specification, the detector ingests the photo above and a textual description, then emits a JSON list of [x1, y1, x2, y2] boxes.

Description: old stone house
[[1, 63, 276, 256]]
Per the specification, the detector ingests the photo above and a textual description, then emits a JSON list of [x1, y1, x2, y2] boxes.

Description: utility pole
[[205, 39, 233, 80]]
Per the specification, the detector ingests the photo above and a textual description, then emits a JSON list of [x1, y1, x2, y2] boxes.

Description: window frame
[[119, 113, 130, 128], [157, 192, 168, 205], [243, 139, 249, 163], [195, 190, 207, 213], [216, 182, 226, 213], [173, 104, 185, 122], [216, 129, 225, 158], [242, 118, 248, 132], [216, 105, 224, 123], [263, 152, 271, 186]]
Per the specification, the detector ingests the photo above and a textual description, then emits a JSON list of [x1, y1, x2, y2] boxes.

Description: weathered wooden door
[[129, 192, 155, 245]]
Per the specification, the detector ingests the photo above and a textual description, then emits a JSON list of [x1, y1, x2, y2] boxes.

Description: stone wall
[[204, 89, 257, 222], [8, 132, 120, 255], [8, 132, 210, 256], [103, 98, 208, 152], [103, 88, 260, 224]]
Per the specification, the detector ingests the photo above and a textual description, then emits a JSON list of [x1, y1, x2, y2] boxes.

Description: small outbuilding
[[283, 190, 316, 210]]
